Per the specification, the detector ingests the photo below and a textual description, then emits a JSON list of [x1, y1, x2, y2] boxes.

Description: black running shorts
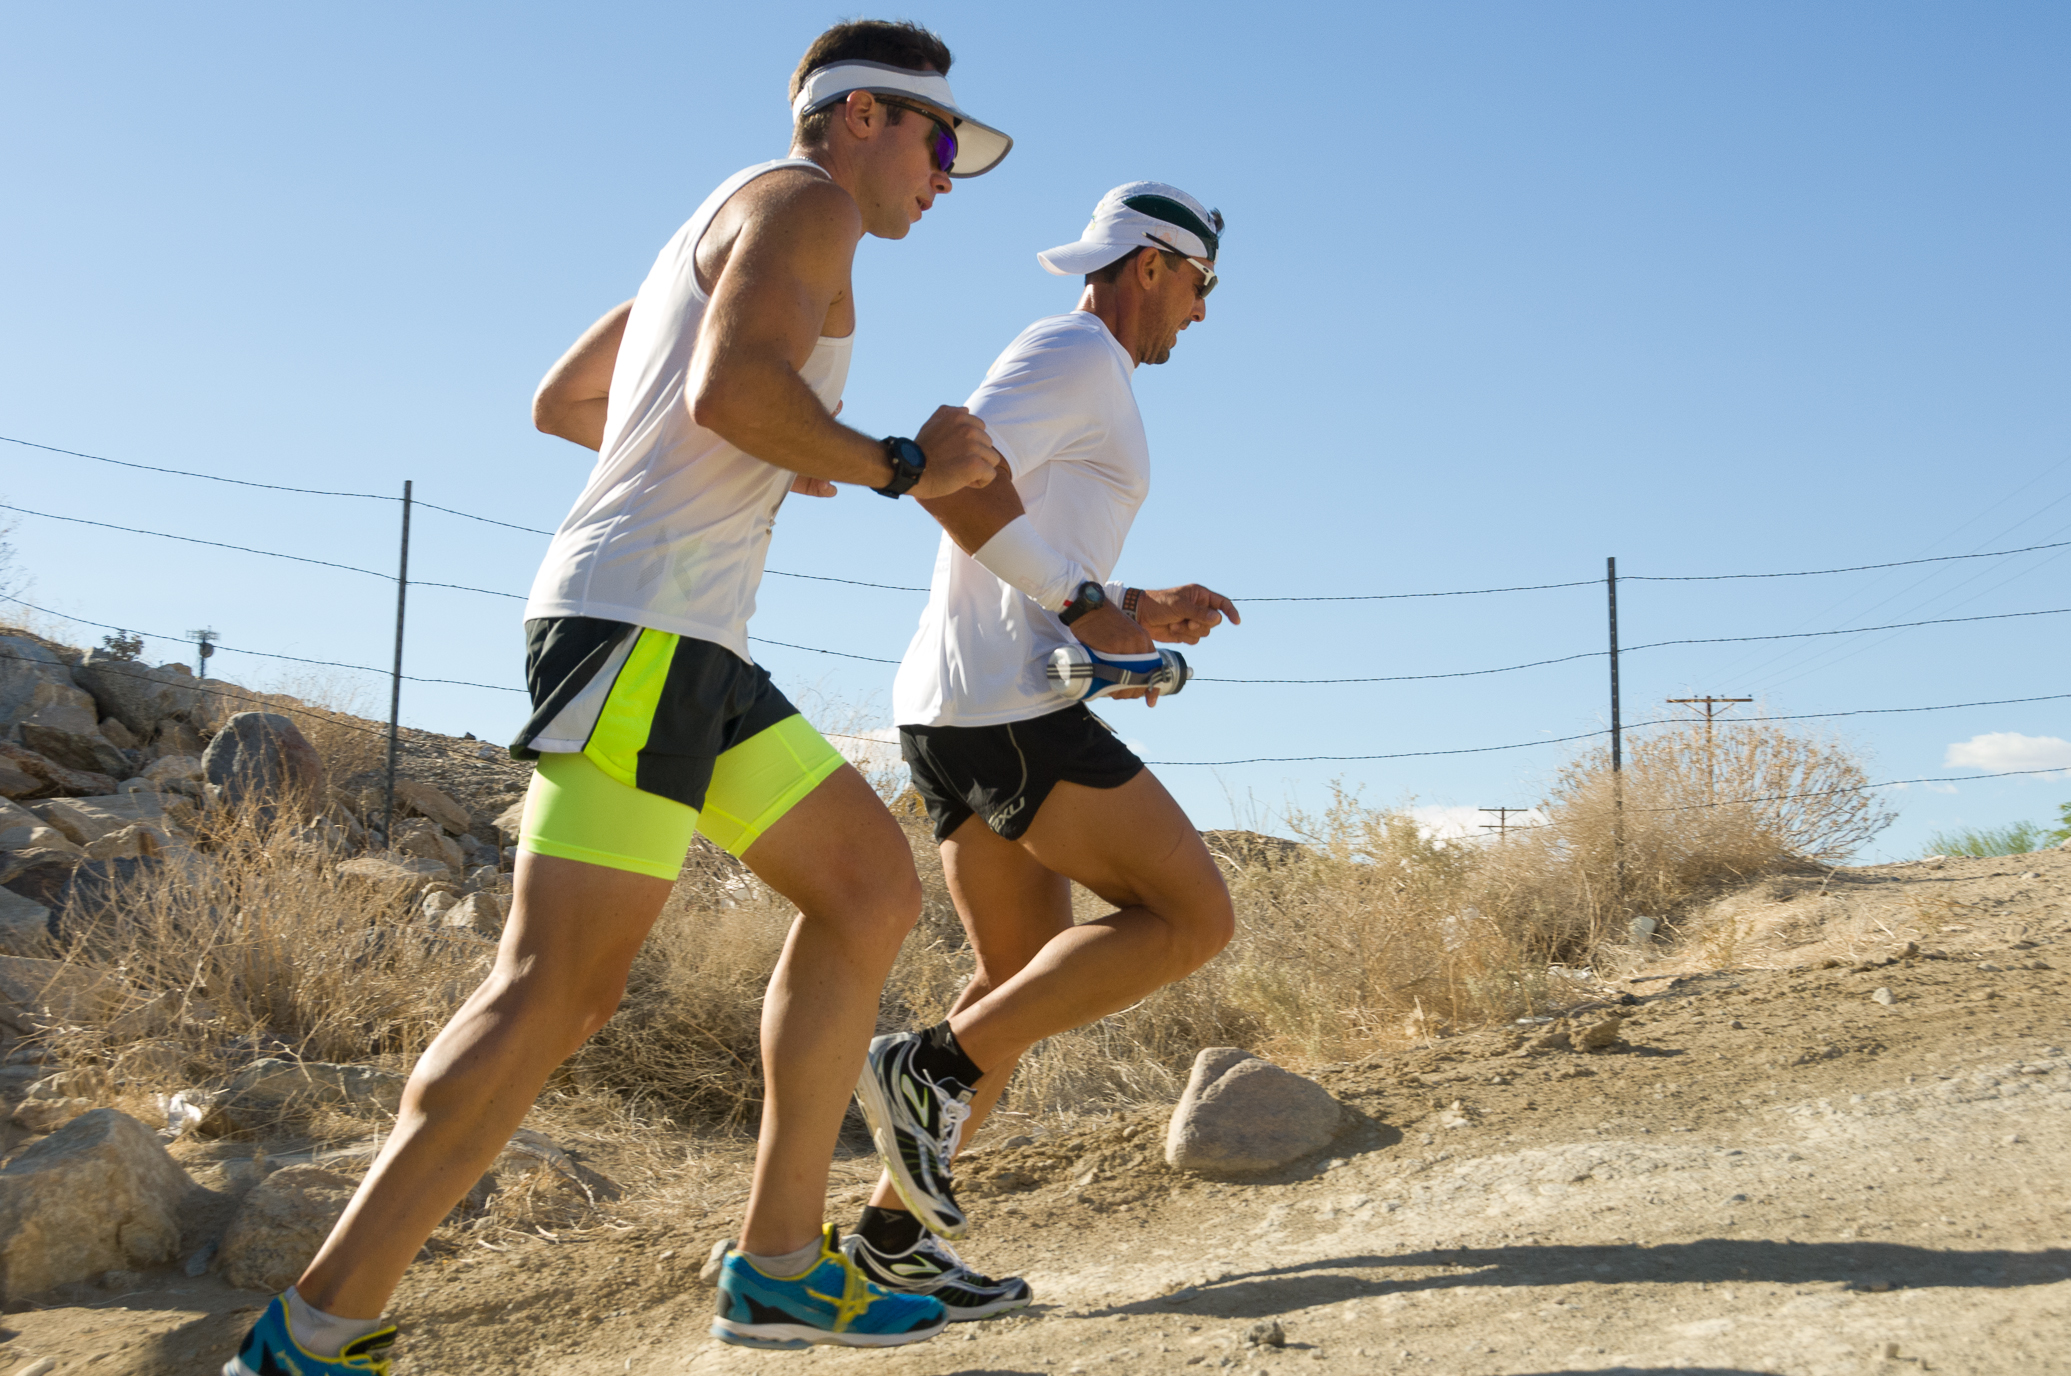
[[899, 704, 1144, 842]]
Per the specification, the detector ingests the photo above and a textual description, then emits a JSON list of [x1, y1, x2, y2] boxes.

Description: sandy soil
[[0, 848, 2064, 1376]]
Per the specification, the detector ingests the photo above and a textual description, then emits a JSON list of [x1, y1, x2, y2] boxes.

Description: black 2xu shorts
[[899, 704, 1144, 842]]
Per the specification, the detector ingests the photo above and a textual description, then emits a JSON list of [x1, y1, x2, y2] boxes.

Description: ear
[[839, 89, 881, 140], [1132, 247, 1161, 289]]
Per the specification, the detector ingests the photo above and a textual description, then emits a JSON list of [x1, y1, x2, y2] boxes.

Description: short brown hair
[[790, 21, 953, 146], [1086, 245, 1186, 286]]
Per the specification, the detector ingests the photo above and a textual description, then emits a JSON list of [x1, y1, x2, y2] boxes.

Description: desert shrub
[[1922, 821, 2049, 858], [42, 808, 492, 1103], [1473, 719, 1894, 954]]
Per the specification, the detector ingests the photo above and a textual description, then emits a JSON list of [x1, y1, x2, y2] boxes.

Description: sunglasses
[[1149, 235, 1217, 298], [877, 97, 958, 173]]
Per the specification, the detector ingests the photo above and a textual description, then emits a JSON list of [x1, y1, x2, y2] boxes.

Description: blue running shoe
[[223, 1293, 397, 1375], [711, 1224, 948, 1349]]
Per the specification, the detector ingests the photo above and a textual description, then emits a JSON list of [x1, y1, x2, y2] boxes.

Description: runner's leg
[[864, 824, 1070, 1209], [294, 850, 672, 1318], [734, 762, 924, 1255], [947, 768, 1233, 1075]]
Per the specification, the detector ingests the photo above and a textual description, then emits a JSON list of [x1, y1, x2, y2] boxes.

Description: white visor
[[791, 60, 1013, 178], [1037, 180, 1224, 277]]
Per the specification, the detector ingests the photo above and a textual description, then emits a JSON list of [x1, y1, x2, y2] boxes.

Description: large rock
[[0, 638, 86, 735], [0, 889, 52, 956], [142, 753, 205, 787], [0, 1109, 197, 1298], [69, 651, 200, 739], [0, 955, 126, 1025], [394, 818, 463, 871], [27, 793, 176, 848], [203, 712, 325, 825], [218, 1163, 356, 1293], [395, 780, 471, 836], [0, 742, 116, 799], [337, 854, 450, 900], [214, 1059, 407, 1131], [0, 852, 80, 910], [0, 798, 81, 858], [445, 892, 506, 938], [17, 722, 128, 780], [0, 755, 37, 798], [1164, 1048, 1346, 1177]]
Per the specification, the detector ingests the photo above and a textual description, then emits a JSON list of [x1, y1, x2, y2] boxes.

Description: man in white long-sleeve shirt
[[843, 183, 1242, 1316]]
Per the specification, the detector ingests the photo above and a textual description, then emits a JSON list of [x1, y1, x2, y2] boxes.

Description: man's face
[[1139, 252, 1211, 366], [854, 92, 955, 240]]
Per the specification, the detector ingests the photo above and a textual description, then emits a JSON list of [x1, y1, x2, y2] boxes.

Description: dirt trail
[[2, 851, 2065, 1375]]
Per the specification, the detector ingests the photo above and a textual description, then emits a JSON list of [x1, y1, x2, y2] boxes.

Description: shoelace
[[936, 1095, 971, 1170], [807, 1246, 877, 1333]]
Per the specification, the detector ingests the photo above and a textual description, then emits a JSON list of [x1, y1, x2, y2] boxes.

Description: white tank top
[[524, 158, 854, 663]]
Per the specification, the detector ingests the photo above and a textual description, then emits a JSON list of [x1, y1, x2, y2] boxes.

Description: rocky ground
[[0, 843, 2060, 1375]]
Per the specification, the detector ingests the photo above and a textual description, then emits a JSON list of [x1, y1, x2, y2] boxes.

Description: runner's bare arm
[[689, 176, 997, 498], [532, 301, 632, 449]]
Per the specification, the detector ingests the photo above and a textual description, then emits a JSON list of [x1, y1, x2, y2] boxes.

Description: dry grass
[[30, 710, 1896, 1170]]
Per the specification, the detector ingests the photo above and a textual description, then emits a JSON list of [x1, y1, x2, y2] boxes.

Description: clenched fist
[[911, 405, 1005, 499]]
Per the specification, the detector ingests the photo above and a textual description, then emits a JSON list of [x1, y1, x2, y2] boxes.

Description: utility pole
[[188, 627, 218, 680], [1606, 557, 1623, 921], [1479, 807, 1533, 840], [382, 481, 412, 847], [1666, 695, 1751, 802]]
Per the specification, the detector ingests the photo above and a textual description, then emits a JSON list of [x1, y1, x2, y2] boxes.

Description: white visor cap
[[1037, 181, 1224, 277], [791, 61, 1013, 178]]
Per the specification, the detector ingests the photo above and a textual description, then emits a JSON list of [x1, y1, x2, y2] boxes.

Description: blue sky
[[4, 1, 2067, 859]]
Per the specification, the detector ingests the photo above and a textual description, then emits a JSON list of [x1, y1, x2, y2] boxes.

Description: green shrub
[[1923, 822, 2049, 858]]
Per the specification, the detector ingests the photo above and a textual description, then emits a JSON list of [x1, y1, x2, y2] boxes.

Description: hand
[[1068, 604, 1161, 705], [790, 474, 837, 498], [911, 405, 1004, 499], [1133, 584, 1241, 644]]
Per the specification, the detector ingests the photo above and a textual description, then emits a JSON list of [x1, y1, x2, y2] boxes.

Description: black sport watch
[[875, 436, 927, 498], [1058, 580, 1106, 626]]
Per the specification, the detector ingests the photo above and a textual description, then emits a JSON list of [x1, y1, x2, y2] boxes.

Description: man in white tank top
[[228, 22, 1014, 1371]]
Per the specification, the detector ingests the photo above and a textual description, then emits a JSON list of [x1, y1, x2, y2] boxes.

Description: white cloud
[[1943, 732, 2071, 776], [1413, 805, 1546, 844], [1922, 782, 1960, 795]]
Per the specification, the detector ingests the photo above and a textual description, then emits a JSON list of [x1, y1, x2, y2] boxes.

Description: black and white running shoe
[[842, 1229, 1033, 1322], [853, 1032, 973, 1239]]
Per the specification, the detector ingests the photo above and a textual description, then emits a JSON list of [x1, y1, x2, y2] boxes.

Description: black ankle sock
[[856, 1204, 926, 1253], [910, 1020, 984, 1088]]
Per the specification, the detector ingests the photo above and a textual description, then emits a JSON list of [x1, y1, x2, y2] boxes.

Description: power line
[[0, 503, 392, 580], [0, 435, 392, 501], [1141, 691, 2071, 766], [1, 596, 524, 693], [1622, 538, 2071, 583]]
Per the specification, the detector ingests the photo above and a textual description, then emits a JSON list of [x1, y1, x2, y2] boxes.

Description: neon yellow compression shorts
[[510, 618, 845, 879]]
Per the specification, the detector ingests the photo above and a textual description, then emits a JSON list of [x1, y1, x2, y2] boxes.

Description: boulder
[[28, 793, 176, 849], [152, 718, 206, 758], [218, 1163, 357, 1293], [143, 753, 205, 786], [421, 890, 458, 924], [0, 851, 80, 910], [0, 742, 116, 799], [445, 892, 505, 938], [491, 797, 526, 844], [97, 717, 139, 751], [1164, 1048, 1345, 1177], [83, 823, 162, 862], [395, 780, 471, 836], [0, 1109, 197, 1298], [69, 651, 200, 739], [203, 712, 325, 826], [0, 756, 37, 799], [59, 855, 165, 920], [0, 888, 52, 955], [215, 1058, 407, 1131], [394, 818, 463, 872], [17, 722, 128, 780], [337, 854, 450, 901], [0, 798, 82, 859], [0, 955, 127, 1025], [0, 637, 87, 735]]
